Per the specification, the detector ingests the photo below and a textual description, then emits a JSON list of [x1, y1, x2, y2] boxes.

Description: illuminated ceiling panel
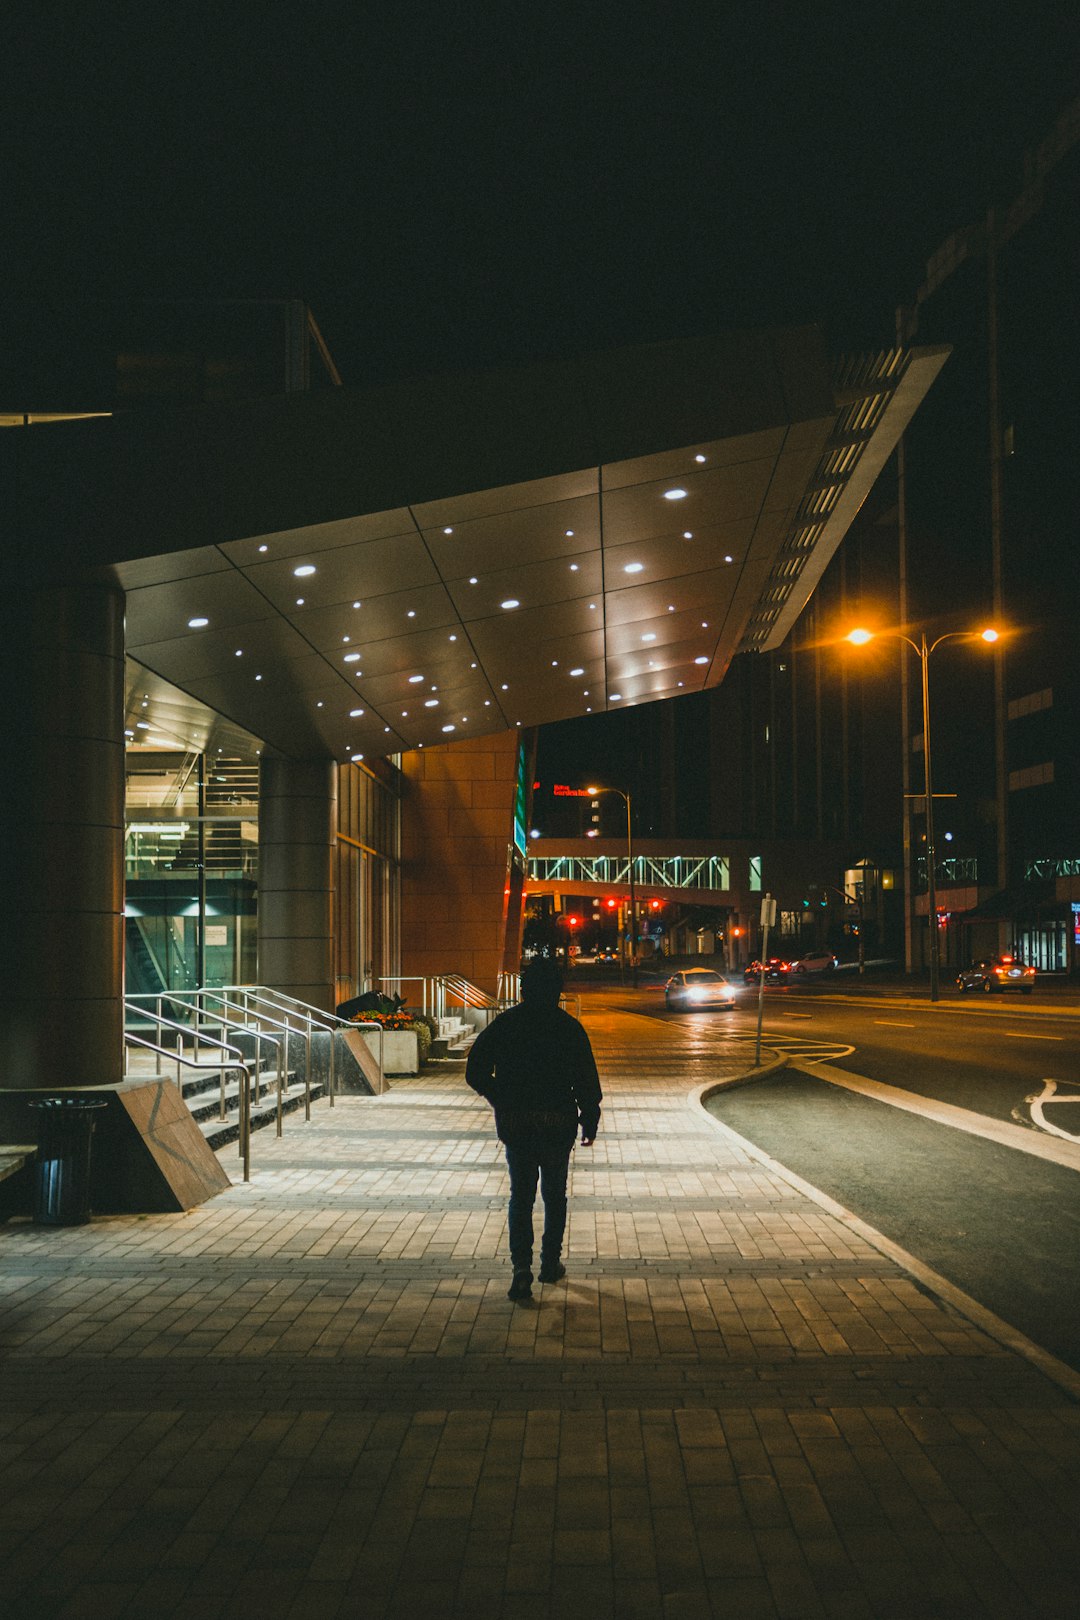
[[12, 329, 949, 761]]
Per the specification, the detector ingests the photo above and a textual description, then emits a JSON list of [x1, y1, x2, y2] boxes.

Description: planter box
[[354, 1027, 420, 1077]]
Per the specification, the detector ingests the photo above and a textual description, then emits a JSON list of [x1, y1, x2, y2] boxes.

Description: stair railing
[[163, 990, 294, 1133], [218, 986, 383, 1106], [123, 1002, 249, 1122], [123, 1030, 252, 1182]]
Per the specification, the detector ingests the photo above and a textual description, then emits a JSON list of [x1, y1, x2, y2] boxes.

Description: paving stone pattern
[[1, 1001, 1078, 1618]]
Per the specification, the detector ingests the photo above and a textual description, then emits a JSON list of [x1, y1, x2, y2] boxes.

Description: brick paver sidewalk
[[0, 1001, 1078, 1618]]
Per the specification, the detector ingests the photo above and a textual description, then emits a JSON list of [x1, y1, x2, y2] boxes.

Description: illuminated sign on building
[[553, 784, 592, 797]]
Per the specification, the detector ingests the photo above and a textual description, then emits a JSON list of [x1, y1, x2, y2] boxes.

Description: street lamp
[[587, 785, 638, 987], [846, 625, 999, 1002]]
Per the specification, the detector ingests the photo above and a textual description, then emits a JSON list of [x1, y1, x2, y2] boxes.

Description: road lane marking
[[1004, 1031, 1064, 1041], [1028, 1080, 1080, 1144], [781, 1013, 813, 1019], [788, 1058, 1080, 1172], [874, 1020, 915, 1027]]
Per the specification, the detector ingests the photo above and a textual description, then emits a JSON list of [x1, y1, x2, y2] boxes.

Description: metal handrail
[[165, 990, 290, 1131], [123, 1002, 248, 1124], [219, 985, 385, 1106], [123, 1032, 252, 1182]]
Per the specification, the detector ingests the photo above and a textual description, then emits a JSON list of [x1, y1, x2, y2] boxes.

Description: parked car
[[665, 968, 737, 1011], [596, 947, 619, 963], [791, 950, 838, 975], [743, 958, 792, 983], [956, 955, 1036, 994]]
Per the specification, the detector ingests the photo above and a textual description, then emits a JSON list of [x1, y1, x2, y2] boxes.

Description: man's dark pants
[[505, 1136, 574, 1272]]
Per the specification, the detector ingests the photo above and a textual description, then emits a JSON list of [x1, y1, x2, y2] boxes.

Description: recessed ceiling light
[[569, 564, 579, 572], [449, 634, 457, 642], [469, 577, 478, 584], [668, 605, 675, 612], [641, 633, 656, 642], [624, 563, 643, 574], [255, 674, 263, 681], [296, 598, 305, 605], [344, 653, 361, 663], [470, 663, 477, 669], [724, 555, 733, 563], [589, 603, 596, 610], [570, 667, 584, 676], [316, 701, 323, 708], [136, 721, 150, 730], [384, 726, 391, 733], [695, 656, 709, 665], [401, 711, 408, 718], [501, 599, 520, 610], [235, 649, 243, 655], [610, 693, 622, 701], [442, 724, 456, 732], [501, 684, 508, 691], [583, 689, 590, 696], [349, 708, 364, 717], [351, 753, 364, 762], [551, 660, 558, 667], [484, 700, 491, 706], [565, 529, 574, 537], [407, 610, 416, 618], [695, 454, 706, 463], [353, 600, 362, 609], [258, 544, 268, 553], [683, 531, 693, 540], [408, 674, 423, 683], [678, 681, 684, 688], [443, 526, 453, 535], [342, 636, 350, 643], [664, 488, 687, 501], [187, 617, 208, 629], [425, 699, 438, 708], [293, 564, 316, 577]]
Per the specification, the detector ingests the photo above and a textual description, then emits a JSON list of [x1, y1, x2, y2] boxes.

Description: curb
[[691, 1054, 1080, 1405]]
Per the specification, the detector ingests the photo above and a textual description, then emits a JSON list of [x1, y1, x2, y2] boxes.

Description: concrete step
[[199, 1079, 326, 1151]]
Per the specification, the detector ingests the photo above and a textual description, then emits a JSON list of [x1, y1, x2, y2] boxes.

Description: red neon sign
[[553, 784, 592, 797]]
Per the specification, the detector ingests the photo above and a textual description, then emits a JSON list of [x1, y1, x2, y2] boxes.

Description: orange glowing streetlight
[[845, 624, 1000, 1001]]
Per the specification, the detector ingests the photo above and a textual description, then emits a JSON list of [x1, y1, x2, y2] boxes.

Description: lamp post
[[587, 785, 638, 987], [846, 626, 998, 1002]]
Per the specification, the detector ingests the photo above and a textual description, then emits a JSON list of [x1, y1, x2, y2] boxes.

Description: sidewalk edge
[[691, 1064, 1080, 1404]]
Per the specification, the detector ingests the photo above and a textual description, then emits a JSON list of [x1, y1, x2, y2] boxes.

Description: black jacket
[[466, 1000, 602, 1145]]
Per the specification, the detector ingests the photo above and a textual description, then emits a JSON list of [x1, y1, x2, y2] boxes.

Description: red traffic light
[[605, 898, 617, 909]]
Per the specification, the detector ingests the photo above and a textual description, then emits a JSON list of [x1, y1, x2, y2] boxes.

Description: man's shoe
[[538, 1261, 566, 1284], [507, 1269, 533, 1302]]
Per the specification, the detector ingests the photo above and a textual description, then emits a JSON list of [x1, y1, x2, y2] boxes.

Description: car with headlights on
[[956, 955, 1036, 994], [665, 968, 737, 1011]]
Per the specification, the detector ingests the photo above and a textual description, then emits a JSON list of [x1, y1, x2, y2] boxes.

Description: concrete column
[[258, 757, 336, 1011], [0, 583, 126, 1088]]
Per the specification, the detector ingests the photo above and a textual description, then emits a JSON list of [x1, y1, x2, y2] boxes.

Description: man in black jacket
[[466, 957, 602, 1302]]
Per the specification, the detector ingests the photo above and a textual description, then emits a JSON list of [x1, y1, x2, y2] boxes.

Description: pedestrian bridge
[[527, 852, 740, 904]]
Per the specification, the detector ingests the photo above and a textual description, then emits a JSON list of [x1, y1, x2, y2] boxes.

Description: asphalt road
[[595, 979, 1080, 1374]]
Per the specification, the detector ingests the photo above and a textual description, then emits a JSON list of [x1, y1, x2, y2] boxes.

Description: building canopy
[[8, 327, 947, 760]]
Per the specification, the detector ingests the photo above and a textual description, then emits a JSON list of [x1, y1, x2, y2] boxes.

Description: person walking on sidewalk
[[466, 957, 602, 1303]]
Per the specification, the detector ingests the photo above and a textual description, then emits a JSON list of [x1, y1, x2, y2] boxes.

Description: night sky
[[5, 3, 1076, 801], [7, 2, 1075, 383]]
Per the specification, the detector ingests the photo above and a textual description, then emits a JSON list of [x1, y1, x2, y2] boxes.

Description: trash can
[[29, 1097, 109, 1226]]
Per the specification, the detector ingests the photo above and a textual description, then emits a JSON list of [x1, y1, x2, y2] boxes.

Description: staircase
[[429, 1014, 478, 1061], [179, 1050, 322, 1151]]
